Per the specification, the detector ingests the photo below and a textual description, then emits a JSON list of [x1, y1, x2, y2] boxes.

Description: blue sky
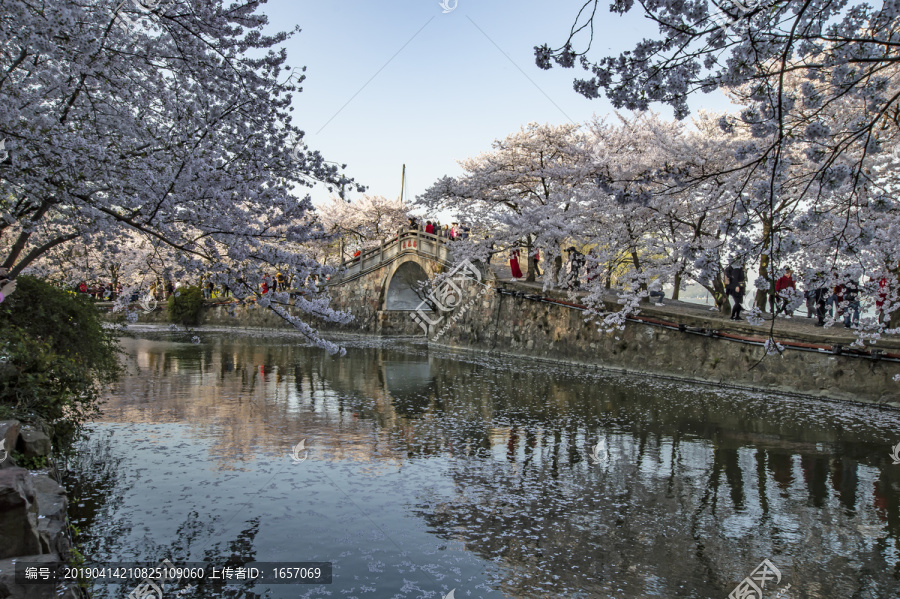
[[262, 0, 738, 211]]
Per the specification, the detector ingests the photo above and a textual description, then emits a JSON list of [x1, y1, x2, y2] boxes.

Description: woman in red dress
[[876, 276, 889, 323], [509, 249, 523, 279]]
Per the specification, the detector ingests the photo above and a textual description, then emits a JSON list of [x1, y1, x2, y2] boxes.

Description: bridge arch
[[383, 260, 431, 310]]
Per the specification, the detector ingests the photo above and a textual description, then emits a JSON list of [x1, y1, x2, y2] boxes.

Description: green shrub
[[10, 451, 49, 470], [167, 285, 204, 325], [0, 276, 121, 449]]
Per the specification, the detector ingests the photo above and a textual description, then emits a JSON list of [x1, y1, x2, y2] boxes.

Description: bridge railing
[[335, 229, 451, 282]]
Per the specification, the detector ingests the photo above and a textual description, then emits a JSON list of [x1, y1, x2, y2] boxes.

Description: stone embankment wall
[[415, 280, 900, 407], [323, 269, 900, 406], [107, 268, 900, 406], [0, 420, 79, 599], [318, 272, 900, 407]]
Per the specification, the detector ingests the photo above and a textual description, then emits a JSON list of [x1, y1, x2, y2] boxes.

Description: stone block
[[31, 477, 66, 523], [37, 520, 68, 557], [0, 553, 64, 599], [16, 428, 51, 459], [0, 422, 19, 458], [0, 468, 41, 559], [32, 476, 68, 556]]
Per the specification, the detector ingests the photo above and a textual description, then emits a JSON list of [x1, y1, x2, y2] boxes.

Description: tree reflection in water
[[66, 330, 900, 598]]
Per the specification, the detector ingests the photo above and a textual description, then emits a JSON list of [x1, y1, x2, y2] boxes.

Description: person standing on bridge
[[566, 247, 585, 289], [774, 267, 796, 317], [725, 259, 746, 321], [811, 273, 830, 326], [875, 276, 889, 324], [826, 269, 842, 318], [648, 277, 665, 306], [425, 221, 434, 235], [842, 277, 860, 328], [509, 248, 523, 280]]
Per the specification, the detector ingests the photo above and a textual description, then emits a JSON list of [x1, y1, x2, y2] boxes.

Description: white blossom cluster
[[744, 308, 765, 327], [0, 0, 363, 353], [764, 338, 785, 356]]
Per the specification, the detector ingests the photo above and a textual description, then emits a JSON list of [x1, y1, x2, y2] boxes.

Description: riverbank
[[100, 277, 900, 407], [0, 420, 79, 599]]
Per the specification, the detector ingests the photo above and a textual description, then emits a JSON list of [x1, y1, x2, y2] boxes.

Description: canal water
[[65, 328, 900, 598]]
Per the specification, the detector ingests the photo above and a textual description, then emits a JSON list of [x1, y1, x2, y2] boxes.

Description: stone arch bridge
[[327, 230, 486, 335]]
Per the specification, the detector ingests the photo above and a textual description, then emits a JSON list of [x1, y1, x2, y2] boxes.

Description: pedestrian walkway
[[490, 266, 900, 351]]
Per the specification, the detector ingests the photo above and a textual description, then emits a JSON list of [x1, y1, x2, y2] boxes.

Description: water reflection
[[66, 329, 900, 598]]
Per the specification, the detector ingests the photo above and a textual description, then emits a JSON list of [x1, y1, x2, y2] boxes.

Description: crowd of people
[[407, 218, 470, 240], [72, 270, 327, 305], [77, 281, 124, 300], [345, 217, 472, 264], [718, 262, 884, 328], [68, 240, 892, 331], [498, 247, 891, 329], [257, 272, 289, 295], [506, 246, 594, 289], [503, 246, 592, 287]]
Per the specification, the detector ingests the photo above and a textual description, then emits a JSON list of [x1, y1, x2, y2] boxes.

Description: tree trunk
[[1, 200, 53, 271], [755, 220, 773, 311], [712, 278, 730, 315], [630, 250, 646, 291], [552, 255, 563, 285], [8, 232, 79, 277], [526, 236, 536, 282], [888, 262, 900, 328], [755, 252, 769, 311], [672, 272, 682, 301], [110, 264, 119, 296]]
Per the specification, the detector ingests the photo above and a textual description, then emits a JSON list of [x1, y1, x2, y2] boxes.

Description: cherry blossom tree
[[31, 231, 164, 291], [547, 111, 756, 327], [315, 194, 410, 264], [534, 0, 900, 341], [418, 122, 595, 282], [418, 105, 900, 341], [0, 0, 362, 352]]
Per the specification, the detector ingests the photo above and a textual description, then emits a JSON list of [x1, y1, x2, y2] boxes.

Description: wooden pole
[[399, 163, 406, 205]]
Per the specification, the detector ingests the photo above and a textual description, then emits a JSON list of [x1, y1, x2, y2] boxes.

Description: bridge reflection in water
[[69, 330, 900, 598]]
